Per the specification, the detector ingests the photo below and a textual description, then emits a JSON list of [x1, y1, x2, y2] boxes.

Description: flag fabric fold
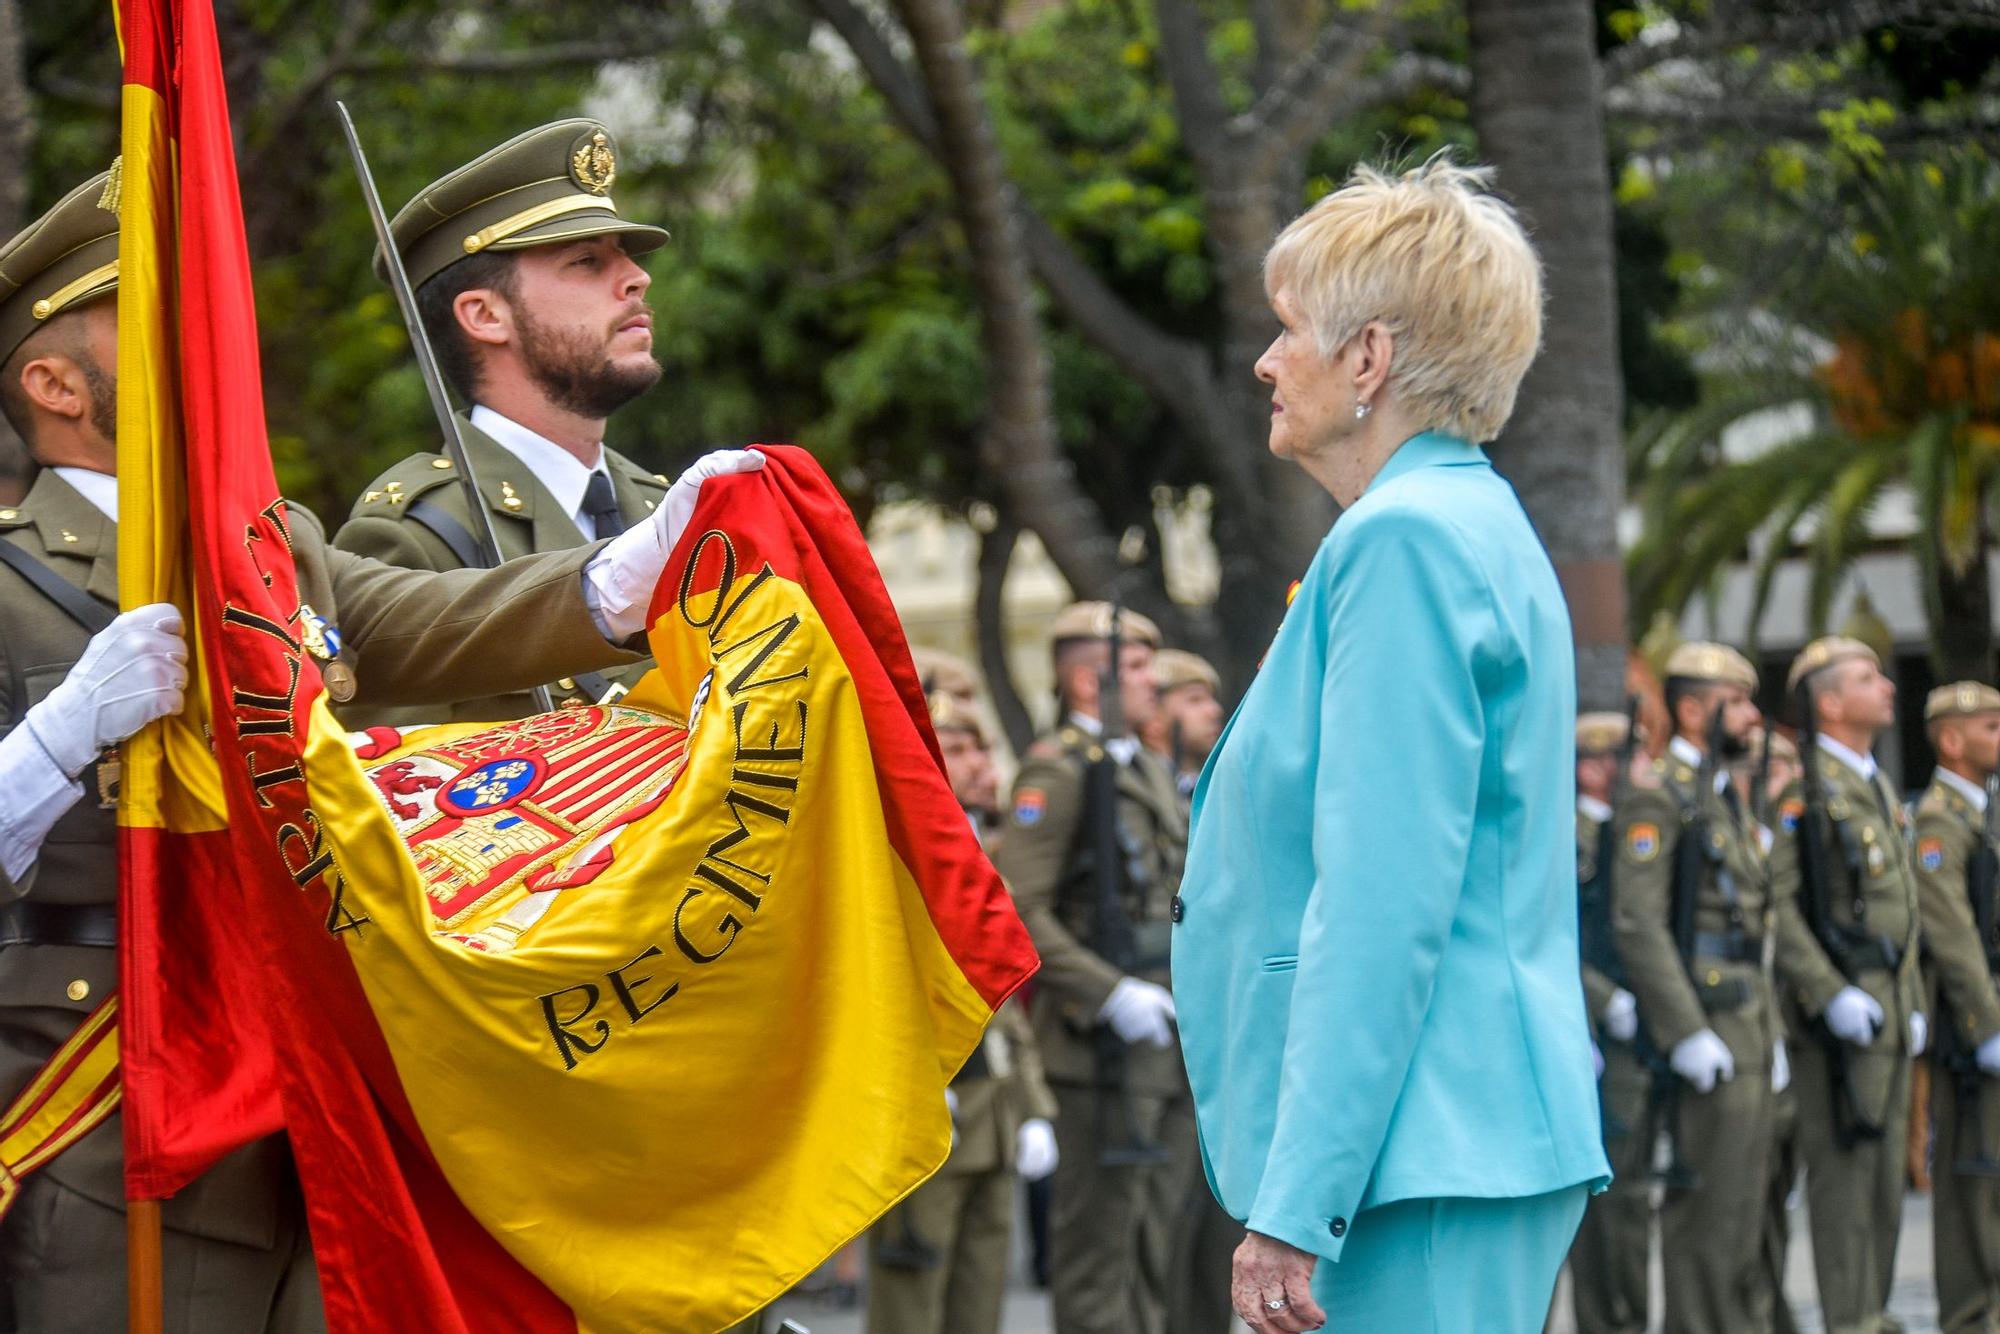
[[112, 7, 1035, 1323]]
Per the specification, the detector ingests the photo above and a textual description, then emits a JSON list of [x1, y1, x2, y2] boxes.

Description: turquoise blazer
[[1173, 432, 1610, 1263]]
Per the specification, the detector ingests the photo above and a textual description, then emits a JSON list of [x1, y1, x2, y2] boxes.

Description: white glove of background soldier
[[1978, 1030, 2000, 1075], [1602, 987, 1639, 1043], [25, 604, 188, 777], [1669, 1027, 1735, 1094], [1099, 977, 1176, 1048], [1910, 1011, 1928, 1057], [1015, 1118, 1059, 1182], [587, 449, 767, 642], [1824, 985, 1884, 1047]]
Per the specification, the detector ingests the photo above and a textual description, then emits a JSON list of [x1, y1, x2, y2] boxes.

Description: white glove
[[1015, 1118, 1059, 1182], [1670, 1028, 1736, 1094], [1771, 1041, 1791, 1093], [1098, 977, 1176, 1048], [1602, 988, 1639, 1043], [585, 449, 767, 642], [1910, 1011, 1928, 1057], [1977, 1030, 2000, 1075], [1825, 986, 1884, 1047], [25, 604, 188, 778]]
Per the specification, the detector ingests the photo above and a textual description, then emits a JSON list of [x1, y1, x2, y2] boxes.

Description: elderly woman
[[1170, 158, 1610, 1333]]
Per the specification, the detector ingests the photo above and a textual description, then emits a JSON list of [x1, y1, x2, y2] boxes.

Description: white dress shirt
[[1668, 734, 1733, 794], [1817, 734, 1879, 783], [1577, 794, 1613, 825], [1935, 765, 1989, 813], [469, 405, 618, 540]]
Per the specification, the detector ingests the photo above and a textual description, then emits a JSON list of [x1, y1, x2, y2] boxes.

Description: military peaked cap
[[927, 690, 988, 744], [1663, 641, 1757, 691], [0, 165, 120, 363], [1786, 635, 1879, 693], [1574, 711, 1632, 755], [911, 646, 981, 703], [1925, 680, 2000, 722], [382, 120, 670, 290], [1049, 601, 1161, 651], [1153, 648, 1220, 695]]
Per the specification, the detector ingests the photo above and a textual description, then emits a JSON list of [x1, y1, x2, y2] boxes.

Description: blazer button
[[1329, 1217, 1347, 1238], [1170, 895, 1184, 923]]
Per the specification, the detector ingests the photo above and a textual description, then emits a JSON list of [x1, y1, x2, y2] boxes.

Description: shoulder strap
[[404, 496, 485, 571], [0, 541, 114, 634]]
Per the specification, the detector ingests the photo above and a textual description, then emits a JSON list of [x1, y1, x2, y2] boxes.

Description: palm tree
[[1627, 149, 2000, 681]]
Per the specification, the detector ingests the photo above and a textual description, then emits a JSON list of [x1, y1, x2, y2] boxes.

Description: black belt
[[0, 901, 119, 949], [1840, 935, 1903, 975], [1692, 932, 1763, 964]]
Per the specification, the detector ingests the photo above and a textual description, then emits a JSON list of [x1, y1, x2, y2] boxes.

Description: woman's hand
[[1233, 1230, 1327, 1331]]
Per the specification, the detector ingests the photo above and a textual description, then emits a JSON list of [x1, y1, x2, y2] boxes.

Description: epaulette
[[1627, 757, 1666, 792], [1053, 723, 1105, 764], [354, 453, 463, 513], [1916, 781, 1968, 819], [0, 503, 28, 529]]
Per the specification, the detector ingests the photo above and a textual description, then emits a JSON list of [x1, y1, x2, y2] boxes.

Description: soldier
[[0, 170, 756, 1332], [1567, 709, 1652, 1334], [991, 601, 1195, 1334], [1770, 636, 1927, 1334], [1912, 682, 2000, 1332], [334, 119, 675, 722], [865, 691, 1058, 1334], [1609, 643, 1779, 1333], [912, 646, 982, 713], [1138, 648, 1223, 798]]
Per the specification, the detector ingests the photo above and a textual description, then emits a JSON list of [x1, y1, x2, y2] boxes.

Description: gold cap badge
[[571, 130, 617, 195]]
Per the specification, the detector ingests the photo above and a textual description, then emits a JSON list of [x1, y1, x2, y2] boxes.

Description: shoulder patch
[[1919, 836, 1944, 872], [1012, 789, 1047, 827], [1626, 822, 1661, 862], [1779, 799, 1804, 834]]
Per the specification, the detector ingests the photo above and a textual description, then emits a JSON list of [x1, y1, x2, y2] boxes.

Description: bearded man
[[334, 119, 675, 723]]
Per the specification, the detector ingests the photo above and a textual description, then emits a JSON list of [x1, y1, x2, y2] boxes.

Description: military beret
[[911, 646, 981, 703], [1153, 648, 1220, 695], [1049, 601, 1161, 650], [1925, 680, 2000, 722], [1574, 711, 1631, 755], [926, 690, 987, 744], [1663, 641, 1757, 691], [1786, 635, 1879, 693], [382, 120, 669, 291], [0, 165, 120, 364]]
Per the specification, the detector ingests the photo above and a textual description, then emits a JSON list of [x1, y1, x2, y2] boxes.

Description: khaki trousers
[[865, 1166, 1014, 1334], [1568, 1039, 1653, 1334], [1792, 1037, 1912, 1334], [1933, 1064, 2000, 1334]]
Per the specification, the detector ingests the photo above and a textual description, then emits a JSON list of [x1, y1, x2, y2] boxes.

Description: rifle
[[1086, 603, 1168, 1166], [1580, 696, 1642, 1139], [1933, 772, 2000, 1177], [334, 102, 554, 715], [1794, 681, 1889, 1150]]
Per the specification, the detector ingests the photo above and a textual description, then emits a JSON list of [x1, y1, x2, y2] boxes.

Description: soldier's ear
[[16, 351, 88, 423], [453, 287, 514, 349]]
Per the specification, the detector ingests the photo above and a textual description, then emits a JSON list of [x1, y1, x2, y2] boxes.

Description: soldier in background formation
[[1138, 649, 1224, 799], [334, 119, 675, 724], [865, 683, 1059, 1334], [1772, 637, 1926, 1334], [1912, 682, 2000, 1333], [1568, 710, 1652, 1334], [1611, 644, 1779, 1334], [992, 602, 1212, 1334]]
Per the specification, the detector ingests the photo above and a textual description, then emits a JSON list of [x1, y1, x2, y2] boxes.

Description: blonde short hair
[[1263, 155, 1544, 443]]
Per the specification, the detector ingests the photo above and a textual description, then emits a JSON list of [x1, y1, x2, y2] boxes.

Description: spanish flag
[[115, 1, 1037, 1329]]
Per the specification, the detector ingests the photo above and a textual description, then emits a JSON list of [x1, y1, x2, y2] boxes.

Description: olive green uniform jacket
[[0, 468, 638, 1315], [1911, 774, 2000, 1333], [331, 417, 669, 723]]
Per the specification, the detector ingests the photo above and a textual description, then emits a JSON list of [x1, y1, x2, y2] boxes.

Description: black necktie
[[581, 471, 626, 538]]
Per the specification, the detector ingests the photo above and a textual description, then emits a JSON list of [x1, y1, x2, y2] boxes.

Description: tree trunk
[[891, 0, 1172, 633], [976, 518, 1038, 756], [1933, 529, 1996, 683], [1465, 0, 1629, 709]]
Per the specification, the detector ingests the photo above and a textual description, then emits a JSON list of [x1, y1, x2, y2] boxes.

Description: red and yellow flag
[[115, 4, 1037, 1328]]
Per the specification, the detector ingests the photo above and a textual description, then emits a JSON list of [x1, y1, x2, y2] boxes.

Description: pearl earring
[[1354, 401, 1372, 420]]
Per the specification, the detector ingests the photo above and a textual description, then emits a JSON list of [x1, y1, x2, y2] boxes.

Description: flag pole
[[128, 1199, 164, 1333]]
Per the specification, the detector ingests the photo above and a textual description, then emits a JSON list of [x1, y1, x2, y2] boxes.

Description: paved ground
[[748, 1188, 1942, 1333]]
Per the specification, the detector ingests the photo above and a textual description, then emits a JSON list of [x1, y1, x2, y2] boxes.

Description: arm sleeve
[[0, 716, 84, 895], [1581, 965, 1617, 1028], [1243, 504, 1492, 1261], [992, 752, 1125, 1015], [1769, 783, 1849, 1016], [1610, 790, 1708, 1048], [1914, 812, 2000, 1045]]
